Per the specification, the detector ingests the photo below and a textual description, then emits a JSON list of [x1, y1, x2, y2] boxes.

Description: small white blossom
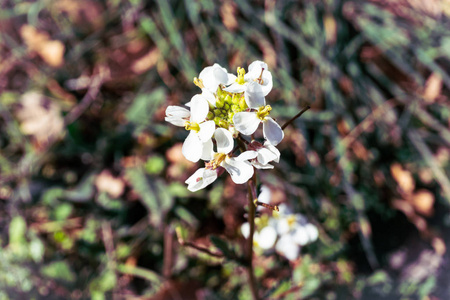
[[232, 84, 284, 145], [165, 106, 190, 127], [224, 60, 273, 97], [185, 128, 256, 192], [247, 140, 281, 169], [180, 95, 215, 162]]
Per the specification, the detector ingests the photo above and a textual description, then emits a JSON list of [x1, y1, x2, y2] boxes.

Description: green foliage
[[0, 0, 449, 298]]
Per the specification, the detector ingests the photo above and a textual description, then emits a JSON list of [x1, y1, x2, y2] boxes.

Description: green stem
[[246, 173, 259, 300]]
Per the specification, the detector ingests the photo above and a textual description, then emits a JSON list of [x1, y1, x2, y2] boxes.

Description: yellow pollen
[[185, 121, 200, 132], [236, 67, 246, 85], [193, 77, 204, 89], [256, 105, 272, 120], [287, 215, 296, 228]]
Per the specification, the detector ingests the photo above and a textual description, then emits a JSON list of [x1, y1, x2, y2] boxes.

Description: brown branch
[[281, 105, 310, 130]]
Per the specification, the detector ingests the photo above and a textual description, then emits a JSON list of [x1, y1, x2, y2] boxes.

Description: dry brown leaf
[[20, 25, 65, 67], [324, 14, 337, 45], [131, 48, 160, 74], [16, 91, 64, 147], [95, 170, 125, 198], [390, 163, 415, 195], [220, 1, 238, 31], [423, 72, 442, 102], [412, 189, 435, 217]]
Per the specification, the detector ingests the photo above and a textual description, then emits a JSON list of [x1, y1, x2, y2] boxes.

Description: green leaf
[[209, 235, 234, 258], [9, 215, 26, 245], [41, 261, 76, 282]]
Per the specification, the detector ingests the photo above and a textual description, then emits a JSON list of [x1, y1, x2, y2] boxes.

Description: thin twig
[[179, 241, 224, 258], [281, 105, 310, 130], [246, 172, 260, 300]]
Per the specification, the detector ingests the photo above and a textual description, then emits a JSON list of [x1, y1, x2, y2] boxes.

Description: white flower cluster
[[241, 187, 319, 261], [165, 61, 283, 192]]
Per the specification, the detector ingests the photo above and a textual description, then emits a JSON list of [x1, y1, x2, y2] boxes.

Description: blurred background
[[1, 0, 450, 299]]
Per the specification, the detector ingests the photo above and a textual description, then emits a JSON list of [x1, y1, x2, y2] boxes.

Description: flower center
[[193, 77, 204, 89], [185, 121, 200, 132], [256, 105, 272, 120], [235, 67, 246, 85], [287, 215, 296, 228], [211, 153, 227, 169]]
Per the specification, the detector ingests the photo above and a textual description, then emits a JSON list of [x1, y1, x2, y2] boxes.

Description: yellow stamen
[[287, 215, 296, 228], [235, 67, 246, 85], [211, 153, 227, 169], [255, 68, 264, 84], [185, 121, 200, 132], [256, 105, 272, 120], [193, 77, 204, 89]]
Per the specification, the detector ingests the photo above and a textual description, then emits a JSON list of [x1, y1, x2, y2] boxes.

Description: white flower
[[165, 105, 190, 127], [185, 167, 219, 192], [240, 222, 277, 250], [232, 84, 284, 145], [224, 60, 273, 97], [271, 204, 319, 261], [247, 140, 281, 169], [185, 128, 256, 192], [209, 128, 256, 184], [180, 95, 215, 162], [195, 63, 233, 106]]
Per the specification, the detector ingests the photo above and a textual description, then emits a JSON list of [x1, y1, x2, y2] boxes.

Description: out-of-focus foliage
[[0, 0, 449, 299]]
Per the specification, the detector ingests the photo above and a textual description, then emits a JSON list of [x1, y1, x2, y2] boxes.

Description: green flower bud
[[239, 98, 248, 110], [214, 109, 222, 116], [213, 117, 221, 125], [216, 98, 224, 108], [207, 111, 214, 120], [219, 120, 229, 128], [224, 95, 232, 104], [224, 103, 230, 110], [231, 104, 239, 112]]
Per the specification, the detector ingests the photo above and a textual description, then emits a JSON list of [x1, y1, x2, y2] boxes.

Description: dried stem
[[281, 105, 311, 130], [246, 172, 259, 300], [179, 240, 224, 258]]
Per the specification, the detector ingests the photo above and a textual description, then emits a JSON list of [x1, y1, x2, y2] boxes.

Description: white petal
[[252, 161, 274, 169], [214, 128, 234, 154], [185, 168, 218, 192], [257, 147, 278, 165], [198, 120, 215, 142], [277, 203, 293, 216], [222, 158, 254, 184], [305, 224, 319, 242], [245, 81, 265, 109], [223, 82, 246, 93], [293, 227, 309, 246], [248, 61, 268, 77], [276, 218, 290, 235], [233, 112, 260, 135], [201, 89, 216, 106], [182, 131, 202, 162], [257, 226, 277, 249], [263, 117, 284, 146], [276, 234, 300, 261], [260, 71, 273, 96], [258, 185, 271, 204], [236, 150, 258, 161], [165, 106, 190, 127], [200, 139, 214, 161], [190, 95, 209, 123], [264, 142, 280, 163], [226, 73, 237, 85], [241, 222, 250, 239], [212, 63, 229, 84]]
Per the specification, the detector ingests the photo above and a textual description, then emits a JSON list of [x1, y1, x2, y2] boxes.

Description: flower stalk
[[246, 172, 259, 300]]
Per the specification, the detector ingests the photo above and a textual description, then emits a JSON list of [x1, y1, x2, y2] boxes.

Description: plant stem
[[246, 173, 259, 300], [281, 105, 311, 130]]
